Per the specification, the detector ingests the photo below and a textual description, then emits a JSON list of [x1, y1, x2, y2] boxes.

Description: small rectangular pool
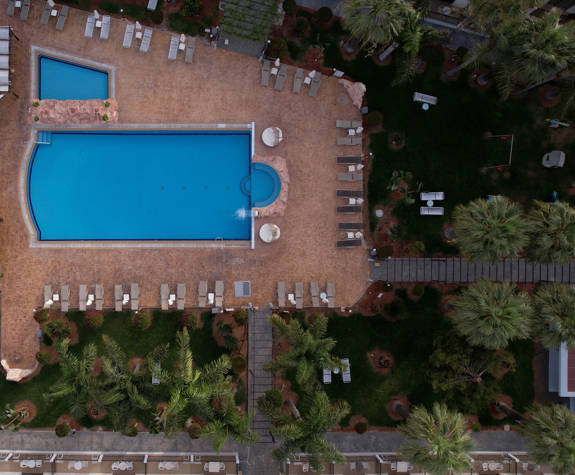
[[38, 55, 109, 100], [27, 130, 253, 241]]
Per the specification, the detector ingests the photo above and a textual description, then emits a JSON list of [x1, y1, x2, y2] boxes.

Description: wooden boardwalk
[[370, 258, 575, 283]]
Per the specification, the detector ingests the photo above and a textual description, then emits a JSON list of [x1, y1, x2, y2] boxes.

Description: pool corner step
[[36, 131, 52, 145]]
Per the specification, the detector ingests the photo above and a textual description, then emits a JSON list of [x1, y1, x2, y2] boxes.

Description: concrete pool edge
[[30, 45, 116, 100], [21, 123, 255, 249]]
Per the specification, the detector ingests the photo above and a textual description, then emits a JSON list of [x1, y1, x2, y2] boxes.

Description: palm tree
[[342, 0, 416, 53], [452, 280, 533, 350], [528, 201, 575, 264], [453, 197, 530, 263], [533, 284, 575, 349], [264, 314, 339, 389], [45, 339, 123, 419], [151, 389, 189, 438], [272, 391, 349, 472], [398, 403, 474, 475], [521, 404, 575, 474]]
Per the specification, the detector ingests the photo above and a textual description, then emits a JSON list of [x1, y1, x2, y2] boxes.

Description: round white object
[[261, 127, 283, 147], [375, 209, 384, 218], [259, 223, 281, 243], [422, 103, 430, 111]]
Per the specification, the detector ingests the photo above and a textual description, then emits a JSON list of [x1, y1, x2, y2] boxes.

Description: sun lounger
[[140, 28, 152, 52], [337, 205, 362, 213], [337, 239, 362, 247], [293, 68, 303, 93], [338, 222, 363, 230], [130, 283, 139, 310], [337, 136, 362, 146], [147, 0, 158, 10], [55, 5, 68, 30], [168, 35, 178, 60], [336, 190, 363, 198], [184, 36, 195, 63], [79, 284, 87, 311], [95, 284, 104, 310], [61, 285, 70, 312], [420, 192, 444, 201], [100, 15, 110, 40], [341, 358, 351, 383], [337, 172, 363, 182], [337, 156, 362, 164], [123, 23, 134, 48], [323, 368, 331, 384], [260, 60, 271, 86], [7, 0, 14, 17], [177, 283, 186, 310], [295, 282, 303, 309], [310, 281, 320, 307], [40, 0, 51, 24], [43, 285, 52, 309], [114, 285, 123, 311], [215, 280, 224, 307], [309, 71, 321, 97], [420, 206, 444, 215], [84, 15, 95, 38], [326, 282, 335, 308], [277, 281, 286, 307], [413, 92, 438, 105], [160, 284, 169, 310], [274, 64, 287, 91], [198, 281, 207, 307], [20, 0, 30, 19], [336, 120, 351, 129]]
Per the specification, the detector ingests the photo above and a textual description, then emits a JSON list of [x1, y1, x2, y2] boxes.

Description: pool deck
[[0, 4, 368, 376]]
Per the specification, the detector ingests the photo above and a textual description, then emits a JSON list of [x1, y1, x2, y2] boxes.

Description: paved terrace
[[0, 4, 368, 374]]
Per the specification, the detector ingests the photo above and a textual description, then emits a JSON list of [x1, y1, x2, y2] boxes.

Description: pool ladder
[[36, 131, 52, 145]]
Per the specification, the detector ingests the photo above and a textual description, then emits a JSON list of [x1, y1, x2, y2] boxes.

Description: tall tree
[[528, 201, 575, 264], [399, 403, 474, 475], [452, 280, 533, 350], [522, 404, 575, 474], [453, 197, 530, 263], [272, 391, 349, 472], [533, 284, 575, 349], [265, 314, 339, 389]]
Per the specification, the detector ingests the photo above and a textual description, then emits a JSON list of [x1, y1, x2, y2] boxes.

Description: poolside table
[[261, 126, 282, 147]]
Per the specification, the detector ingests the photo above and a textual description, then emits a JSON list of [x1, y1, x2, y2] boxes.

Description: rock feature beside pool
[[252, 154, 289, 218], [29, 99, 119, 124]]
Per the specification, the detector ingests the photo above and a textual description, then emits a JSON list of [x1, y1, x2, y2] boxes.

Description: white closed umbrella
[[274, 58, 280, 67], [93, 9, 100, 18]]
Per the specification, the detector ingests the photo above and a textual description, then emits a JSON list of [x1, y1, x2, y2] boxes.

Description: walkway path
[[370, 258, 575, 283], [247, 308, 274, 445]]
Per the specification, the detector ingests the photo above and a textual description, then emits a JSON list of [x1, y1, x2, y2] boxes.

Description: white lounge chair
[[95, 284, 104, 310], [79, 284, 87, 311], [100, 15, 110, 40], [277, 281, 286, 307], [341, 358, 351, 383], [326, 282, 335, 308], [130, 283, 139, 310], [323, 368, 331, 384], [420, 192, 444, 201], [20, 0, 30, 19], [420, 206, 444, 215], [310, 281, 319, 307], [198, 281, 207, 307], [84, 15, 95, 38], [184, 36, 195, 63], [43, 285, 52, 309], [168, 35, 178, 60], [177, 283, 186, 310], [160, 284, 169, 310], [55, 5, 68, 31], [215, 281, 224, 307], [114, 285, 123, 311], [123, 23, 134, 48], [295, 282, 303, 309], [61, 285, 70, 312], [139, 28, 152, 52]]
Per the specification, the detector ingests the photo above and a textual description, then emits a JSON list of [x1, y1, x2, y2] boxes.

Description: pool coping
[[30, 45, 116, 100], [20, 123, 256, 249]]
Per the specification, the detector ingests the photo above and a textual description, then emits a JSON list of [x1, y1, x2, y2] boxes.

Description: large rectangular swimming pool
[[38, 55, 109, 100], [27, 130, 252, 241]]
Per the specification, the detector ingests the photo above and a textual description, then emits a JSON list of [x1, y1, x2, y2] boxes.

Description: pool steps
[[36, 131, 51, 145]]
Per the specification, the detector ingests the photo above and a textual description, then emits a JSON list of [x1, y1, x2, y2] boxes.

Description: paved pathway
[[370, 258, 575, 283], [247, 308, 273, 445]]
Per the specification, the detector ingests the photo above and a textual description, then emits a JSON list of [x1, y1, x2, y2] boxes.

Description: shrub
[[189, 22, 201, 36], [287, 40, 306, 61], [307, 313, 322, 327], [182, 0, 201, 17], [224, 335, 238, 351], [36, 350, 50, 365], [150, 10, 164, 24], [188, 422, 202, 438], [234, 309, 249, 326], [283, 0, 296, 14], [471, 422, 481, 432], [181, 313, 197, 329], [376, 245, 393, 258], [385, 299, 404, 317], [55, 423, 70, 437], [267, 37, 288, 59], [168, 13, 201, 35], [32, 101, 39, 107], [34, 309, 49, 323], [263, 389, 283, 408], [45, 320, 71, 340], [412, 284, 424, 297], [85, 311, 104, 329], [34, 116, 39, 122], [234, 380, 246, 406], [123, 3, 147, 21], [293, 17, 309, 37], [315, 6, 332, 23], [133, 311, 151, 330], [231, 355, 246, 374], [410, 240, 425, 255], [102, 114, 109, 121], [365, 111, 382, 128], [100, 0, 120, 13], [354, 421, 368, 434], [123, 425, 138, 437], [42, 332, 53, 346], [104, 101, 110, 108]]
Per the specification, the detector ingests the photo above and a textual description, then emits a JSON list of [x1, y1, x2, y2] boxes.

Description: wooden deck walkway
[[370, 258, 575, 283]]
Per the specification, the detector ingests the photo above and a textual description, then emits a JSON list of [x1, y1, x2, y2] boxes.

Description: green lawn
[[323, 287, 535, 427], [0, 310, 226, 428]]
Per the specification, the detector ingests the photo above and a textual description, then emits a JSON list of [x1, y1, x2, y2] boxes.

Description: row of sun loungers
[[260, 61, 322, 95], [336, 155, 364, 248], [7, 0, 30, 19], [276, 281, 335, 308]]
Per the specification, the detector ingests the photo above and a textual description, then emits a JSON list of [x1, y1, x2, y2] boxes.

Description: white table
[[15, 1, 21, 7], [261, 127, 283, 147], [426, 200, 434, 207], [51, 8, 58, 16], [135, 31, 142, 39], [207, 461, 221, 472], [259, 223, 280, 243], [179, 42, 185, 50], [96, 20, 102, 28]]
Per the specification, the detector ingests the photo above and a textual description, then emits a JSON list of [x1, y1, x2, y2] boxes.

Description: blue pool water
[[28, 131, 256, 241], [38, 55, 109, 100]]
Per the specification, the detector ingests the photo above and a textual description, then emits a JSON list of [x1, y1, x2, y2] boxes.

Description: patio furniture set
[[322, 357, 351, 384], [336, 119, 363, 146], [31, 0, 69, 30], [413, 91, 438, 111], [336, 155, 364, 248], [166, 33, 196, 63], [260, 59, 321, 96], [276, 281, 335, 309], [419, 191, 445, 215], [84, 11, 110, 40], [6, 0, 30, 20]]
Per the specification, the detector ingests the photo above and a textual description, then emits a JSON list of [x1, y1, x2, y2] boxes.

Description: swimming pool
[[28, 130, 257, 241], [38, 55, 109, 100]]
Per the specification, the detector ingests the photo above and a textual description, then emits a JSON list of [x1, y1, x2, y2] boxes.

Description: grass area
[[323, 287, 535, 427], [0, 311, 226, 428]]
